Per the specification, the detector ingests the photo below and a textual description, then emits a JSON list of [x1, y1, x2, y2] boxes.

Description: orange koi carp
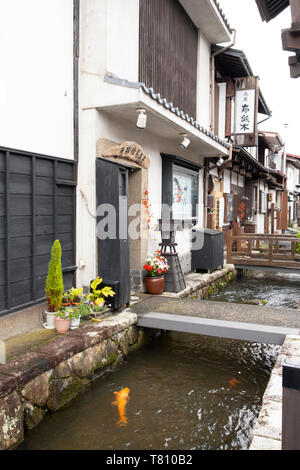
[[113, 387, 130, 427], [228, 379, 240, 389]]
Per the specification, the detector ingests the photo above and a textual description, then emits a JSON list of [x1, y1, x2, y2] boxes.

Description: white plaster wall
[[254, 180, 268, 234], [106, 0, 139, 82], [76, 108, 97, 288], [287, 164, 299, 194], [0, 0, 74, 158], [80, 0, 139, 110], [223, 169, 231, 193]]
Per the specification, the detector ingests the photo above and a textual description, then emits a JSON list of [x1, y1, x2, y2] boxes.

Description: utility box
[[191, 228, 224, 273]]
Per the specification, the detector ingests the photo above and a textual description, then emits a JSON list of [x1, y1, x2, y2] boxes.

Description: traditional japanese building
[[286, 153, 300, 226], [78, 0, 234, 298], [207, 45, 288, 235]]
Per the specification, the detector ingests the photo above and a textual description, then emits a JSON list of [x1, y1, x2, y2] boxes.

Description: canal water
[[19, 333, 279, 450], [18, 271, 300, 450], [209, 271, 300, 309]]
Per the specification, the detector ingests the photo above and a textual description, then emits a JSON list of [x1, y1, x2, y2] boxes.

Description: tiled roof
[[212, 0, 233, 33], [140, 84, 230, 149], [104, 73, 231, 150], [287, 153, 300, 159]]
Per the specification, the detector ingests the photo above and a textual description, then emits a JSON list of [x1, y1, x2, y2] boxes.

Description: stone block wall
[[0, 312, 150, 450]]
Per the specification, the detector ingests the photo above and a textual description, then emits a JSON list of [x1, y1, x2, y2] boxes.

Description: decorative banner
[[103, 141, 150, 169], [235, 89, 256, 134], [234, 76, 259, 147]]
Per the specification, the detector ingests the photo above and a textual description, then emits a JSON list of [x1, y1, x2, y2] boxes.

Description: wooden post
[[268, 238, 273, 263], [271, 203, 275, 234], [226, 229, 232, 264], [282, 358, 300, 450], [248, 238, 252, 256]]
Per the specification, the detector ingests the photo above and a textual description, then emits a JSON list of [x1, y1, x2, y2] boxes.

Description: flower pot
[[144, 275, 165, 295], [55, 317, 71, 334], [70, 316, 80, 330], [62, 302, 71, 307], [44, 311, 57, 330], [71, 301, 80, 307]]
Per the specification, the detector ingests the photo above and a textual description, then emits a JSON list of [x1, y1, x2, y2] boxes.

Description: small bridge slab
[[131, 297, 300, 345], [137, 312, 299, 345]]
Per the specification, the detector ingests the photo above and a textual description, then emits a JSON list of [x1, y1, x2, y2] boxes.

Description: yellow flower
[[95, 298, 105, 307]]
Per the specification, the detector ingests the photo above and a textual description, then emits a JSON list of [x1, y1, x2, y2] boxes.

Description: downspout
[[211, 29, 236, 136], [203, 159, 209, 228]]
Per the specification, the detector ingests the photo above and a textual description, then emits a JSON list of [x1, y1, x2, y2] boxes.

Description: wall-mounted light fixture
[[179, 134, 191, 150], [216, 157, 224, 167], [136, 109, 147, 129]]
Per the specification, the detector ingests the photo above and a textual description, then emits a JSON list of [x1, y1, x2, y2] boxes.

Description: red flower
[[158, 269, 162, 274]]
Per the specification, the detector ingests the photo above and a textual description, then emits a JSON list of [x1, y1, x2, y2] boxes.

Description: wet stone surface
[[0, 312, 146, 450]]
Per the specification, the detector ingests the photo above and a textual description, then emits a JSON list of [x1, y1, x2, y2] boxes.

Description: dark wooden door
[[96, 159, 130, 309]]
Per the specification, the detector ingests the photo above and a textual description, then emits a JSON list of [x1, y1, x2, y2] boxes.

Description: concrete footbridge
[[130, 297, 300, 346]]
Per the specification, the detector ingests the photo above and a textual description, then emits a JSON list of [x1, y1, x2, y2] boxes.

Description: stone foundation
[[0, 312, 151, 450], [250, 335, 300, 450], [161, 264, 238, 299]]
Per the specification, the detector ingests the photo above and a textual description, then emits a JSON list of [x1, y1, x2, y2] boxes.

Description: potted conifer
[[44, 240, 64, 329]]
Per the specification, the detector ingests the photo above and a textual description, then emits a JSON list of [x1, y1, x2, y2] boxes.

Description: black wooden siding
[[0, 147, 76, 317], [139, 0, 198, 118]]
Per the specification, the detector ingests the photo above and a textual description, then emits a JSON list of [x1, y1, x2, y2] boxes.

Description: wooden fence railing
[[226, 230, 300, 270]]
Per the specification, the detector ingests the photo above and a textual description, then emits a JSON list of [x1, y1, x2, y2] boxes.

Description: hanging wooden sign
[[103, 141, 150, 169], [234, 76, 259, 148]]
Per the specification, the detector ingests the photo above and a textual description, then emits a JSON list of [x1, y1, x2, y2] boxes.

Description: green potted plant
[[143, 251, 169, 295], [62, 292, 71, 307], [87, 277, 115, 314], [68, 287, 84, 306], [55, 307, 72, 334], [44, 240, 64, 329], [70, 300, 90, 330]]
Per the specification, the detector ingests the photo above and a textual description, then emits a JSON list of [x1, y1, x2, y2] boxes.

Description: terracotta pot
[[55, 317, 71, 334], [144, 275, 165, 295]]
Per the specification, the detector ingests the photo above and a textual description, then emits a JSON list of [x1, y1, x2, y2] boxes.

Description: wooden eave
[[255, 0, 289, 22]]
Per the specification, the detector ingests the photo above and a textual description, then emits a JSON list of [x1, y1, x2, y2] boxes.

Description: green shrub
[[296, 232, 300, 254], [45, 240, 64, 312]]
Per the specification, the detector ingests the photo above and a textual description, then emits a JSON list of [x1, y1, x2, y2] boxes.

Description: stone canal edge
[[0, 311, 154, 450]]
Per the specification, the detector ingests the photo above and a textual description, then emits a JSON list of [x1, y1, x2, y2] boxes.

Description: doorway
[[96, 158, 130, 308]]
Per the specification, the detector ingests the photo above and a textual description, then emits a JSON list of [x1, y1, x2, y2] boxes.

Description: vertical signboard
[[234, 76, 259, 147]]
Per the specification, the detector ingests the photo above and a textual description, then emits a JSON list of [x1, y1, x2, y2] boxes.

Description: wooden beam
[[282, 28, 300, 52]]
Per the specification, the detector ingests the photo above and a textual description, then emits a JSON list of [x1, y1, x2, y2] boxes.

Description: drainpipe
[[203, 159, 209, 228], [211, 29, 237, 136]]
